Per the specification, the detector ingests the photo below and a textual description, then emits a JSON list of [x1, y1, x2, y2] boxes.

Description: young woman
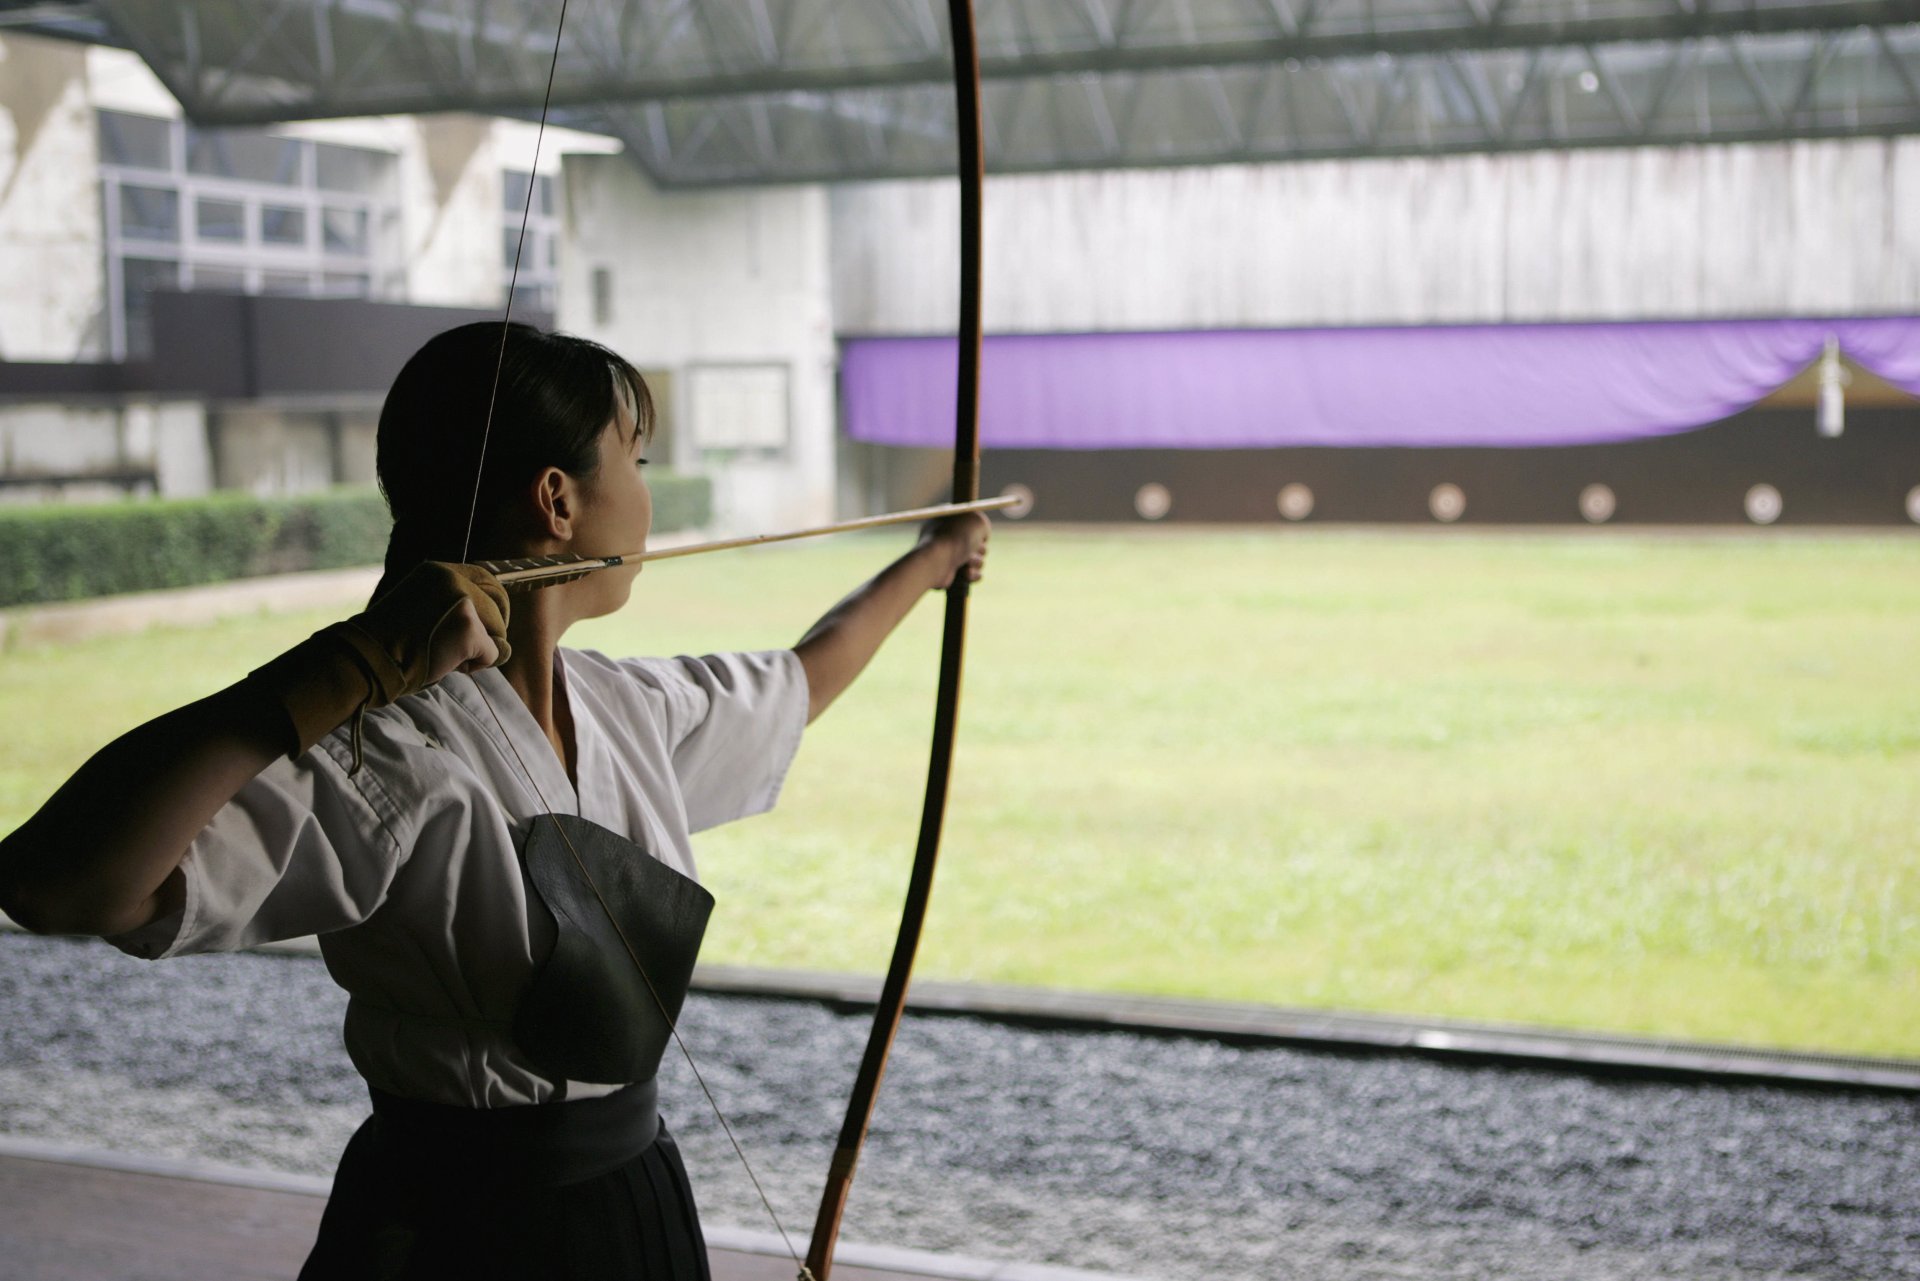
[[0, 321, 990, 1279]]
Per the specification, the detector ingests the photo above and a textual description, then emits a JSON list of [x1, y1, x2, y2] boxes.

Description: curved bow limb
[[802, 0, 987, 1276]]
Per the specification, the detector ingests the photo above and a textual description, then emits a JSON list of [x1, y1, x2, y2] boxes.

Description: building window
[[315, 142, 392, 195], [187, 264, 246, 290], [97, 109, 399, 357], [322, 206, 369, 255], [195, 197, 245, 242], [259, 205, 308, 246], [592, 267, 613, 325], [687, 364, 790, 460], [501, 169, 558, 315], [97, 109, 171, 170], [118, 185, 179, 241], [187, 130, 303, 185]]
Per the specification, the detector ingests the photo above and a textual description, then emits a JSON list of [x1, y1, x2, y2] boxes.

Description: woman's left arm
[[793, 512, 989, 723]]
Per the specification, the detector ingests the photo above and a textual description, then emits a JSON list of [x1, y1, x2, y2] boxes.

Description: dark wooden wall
[[859, 405, 1920, 526]]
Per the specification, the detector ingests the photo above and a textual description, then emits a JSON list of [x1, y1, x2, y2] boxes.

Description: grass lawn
[[3, 528, 1916, 1056]]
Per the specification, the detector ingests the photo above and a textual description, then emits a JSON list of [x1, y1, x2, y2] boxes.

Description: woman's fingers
[[920, 510, 991, 587], [430, 599, 504, 682]]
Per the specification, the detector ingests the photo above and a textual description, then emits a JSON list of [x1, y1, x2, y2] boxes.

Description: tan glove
[[246, 562, 510, 771]]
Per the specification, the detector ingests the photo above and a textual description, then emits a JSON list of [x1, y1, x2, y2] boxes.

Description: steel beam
[[110, 0, 1920, 124]]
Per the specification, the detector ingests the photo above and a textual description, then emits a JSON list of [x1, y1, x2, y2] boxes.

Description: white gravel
[[1, 933, 1913, 1280]]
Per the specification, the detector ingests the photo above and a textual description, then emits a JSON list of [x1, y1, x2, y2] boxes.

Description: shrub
[[0, 474, 711, 607]]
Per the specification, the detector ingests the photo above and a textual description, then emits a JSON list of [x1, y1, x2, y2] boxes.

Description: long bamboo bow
[[462, 3, 989, 1279], [801, 2, 986, 1276]]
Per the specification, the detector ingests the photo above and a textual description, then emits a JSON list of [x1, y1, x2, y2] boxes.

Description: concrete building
[[0, 32, 610, 504]]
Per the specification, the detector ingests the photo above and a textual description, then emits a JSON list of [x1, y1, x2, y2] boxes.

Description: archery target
[[1907, 486, 1920, 524], [999, 483, 1034, 519], [1744, 484, 1783, 525], [1277, 484, 1314, 521], [1134, 483, 1172, 520], [1429, 483, 1466, 523], [1578, 484, 1616, 524]]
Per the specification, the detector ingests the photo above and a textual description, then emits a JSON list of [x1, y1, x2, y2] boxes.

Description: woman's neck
[[498, 588, 578, 782]]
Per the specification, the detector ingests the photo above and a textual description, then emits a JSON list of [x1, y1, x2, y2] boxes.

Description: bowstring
[[460, 0, 569, 566], [455, 1, 806, 1269], [468, 690, 807, 1270]]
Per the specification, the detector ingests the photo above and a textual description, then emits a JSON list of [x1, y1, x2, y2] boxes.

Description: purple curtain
[[841, 316, 1920, 450]]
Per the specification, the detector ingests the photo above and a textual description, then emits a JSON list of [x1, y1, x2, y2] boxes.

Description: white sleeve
[[623, 650, 809, 833], [105, 729, 414, 960]]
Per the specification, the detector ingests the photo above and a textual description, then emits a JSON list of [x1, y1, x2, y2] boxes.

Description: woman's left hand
[[917, 511, 991, 589]]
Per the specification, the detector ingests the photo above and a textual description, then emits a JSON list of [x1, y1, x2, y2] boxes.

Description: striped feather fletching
[[477, 554, 623, 590]]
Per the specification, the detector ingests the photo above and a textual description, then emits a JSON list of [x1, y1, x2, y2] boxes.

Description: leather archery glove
[[245, 562, 511, 770]]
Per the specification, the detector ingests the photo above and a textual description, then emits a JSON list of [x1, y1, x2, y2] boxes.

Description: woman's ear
[[530, 466, 576, 541]]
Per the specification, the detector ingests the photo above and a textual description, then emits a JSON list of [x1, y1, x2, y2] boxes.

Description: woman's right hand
[[240, 562, 510, 768], [428, 596, 506, 683], [357, 562, 513, 700]]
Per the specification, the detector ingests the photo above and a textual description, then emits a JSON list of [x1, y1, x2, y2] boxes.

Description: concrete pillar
[[560, 155, 838, 534]]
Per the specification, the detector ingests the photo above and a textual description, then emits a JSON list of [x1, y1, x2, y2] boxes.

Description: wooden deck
[[0, 1146, 947, 1281]]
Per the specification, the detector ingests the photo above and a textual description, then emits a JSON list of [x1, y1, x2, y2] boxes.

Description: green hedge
[[645, 471, 713, 537], [0, 475, 712, 608]]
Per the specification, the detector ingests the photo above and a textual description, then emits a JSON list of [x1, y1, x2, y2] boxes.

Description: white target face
[[999, 483, 1034, 519], [1906, 486, 1920, 524], [1429, 483, 1466, 523], [1744, 484, 1783, 525], [1276, 483, 1314, 521], [1134, 483, 1172, 520], [1578, 484, 1617, 524]]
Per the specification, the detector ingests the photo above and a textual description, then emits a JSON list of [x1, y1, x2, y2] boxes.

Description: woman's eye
[[635, 457, 650, 468]]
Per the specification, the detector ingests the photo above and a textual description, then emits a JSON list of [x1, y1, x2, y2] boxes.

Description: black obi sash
[[513, 814, 714, 1085]]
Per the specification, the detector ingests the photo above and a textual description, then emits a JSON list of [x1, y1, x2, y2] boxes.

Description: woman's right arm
[[0, 565, 508, 939], [0, 686, 302, 937]]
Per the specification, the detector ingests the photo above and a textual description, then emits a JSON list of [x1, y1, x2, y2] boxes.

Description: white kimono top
[[108, 647, 809, 1108]]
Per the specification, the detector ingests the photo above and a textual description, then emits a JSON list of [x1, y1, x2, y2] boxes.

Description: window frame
[[98, 110, 398, 358]]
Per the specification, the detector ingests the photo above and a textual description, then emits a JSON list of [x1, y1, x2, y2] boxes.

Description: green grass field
[[3, 528, 1916, 1055]]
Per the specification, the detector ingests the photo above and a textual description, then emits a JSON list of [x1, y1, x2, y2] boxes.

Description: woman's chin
[[588, 569, 641, 618]]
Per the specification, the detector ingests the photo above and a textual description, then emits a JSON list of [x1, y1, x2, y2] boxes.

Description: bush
[[648, 470, 712, 536], [0, 474, 712, 608]]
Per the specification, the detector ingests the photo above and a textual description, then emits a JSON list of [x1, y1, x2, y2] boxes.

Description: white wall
[[561, 154, 838, 533], [832, 139, 1920, 334], [0, 35, 107, 359], [0, 399, 210, 502]]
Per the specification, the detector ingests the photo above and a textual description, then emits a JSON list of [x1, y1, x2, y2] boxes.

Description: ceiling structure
[[8, 0, 1920, 186]]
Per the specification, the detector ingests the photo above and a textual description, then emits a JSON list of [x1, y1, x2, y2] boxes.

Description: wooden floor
[[0, 1151, 920, 1281]]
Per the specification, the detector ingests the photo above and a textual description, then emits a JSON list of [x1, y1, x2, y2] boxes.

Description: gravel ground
[[0, 932, 1914, 1280]]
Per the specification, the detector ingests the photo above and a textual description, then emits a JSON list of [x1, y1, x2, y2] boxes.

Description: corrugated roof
[[24, 1, 1920, 185]]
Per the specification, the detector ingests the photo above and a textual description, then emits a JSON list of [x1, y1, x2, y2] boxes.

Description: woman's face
[[564, 406, 651, 616]]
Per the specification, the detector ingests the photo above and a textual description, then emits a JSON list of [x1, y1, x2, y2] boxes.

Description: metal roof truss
[[65, 0, 1920, 184]]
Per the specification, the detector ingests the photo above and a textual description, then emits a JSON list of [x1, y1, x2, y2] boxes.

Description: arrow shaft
[[487, 495, 1016, 587]]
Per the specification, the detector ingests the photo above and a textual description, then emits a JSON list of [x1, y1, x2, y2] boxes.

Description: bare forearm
[[0, 684, 291, 937], [794, 543, 948, 722]]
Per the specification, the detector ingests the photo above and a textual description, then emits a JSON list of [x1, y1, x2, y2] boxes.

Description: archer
[[0, 320, 989, 1280]]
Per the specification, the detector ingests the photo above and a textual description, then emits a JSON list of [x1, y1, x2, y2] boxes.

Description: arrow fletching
[[478, 554, 625, 589]]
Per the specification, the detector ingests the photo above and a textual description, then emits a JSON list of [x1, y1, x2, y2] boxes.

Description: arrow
[[478, 494, 1019, 589]]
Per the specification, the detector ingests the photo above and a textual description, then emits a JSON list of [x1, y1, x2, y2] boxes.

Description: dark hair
[[372, 321, 653, 601]]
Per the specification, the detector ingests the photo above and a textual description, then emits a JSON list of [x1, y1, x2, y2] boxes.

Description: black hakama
[[299, 1080, 709, 1280]]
